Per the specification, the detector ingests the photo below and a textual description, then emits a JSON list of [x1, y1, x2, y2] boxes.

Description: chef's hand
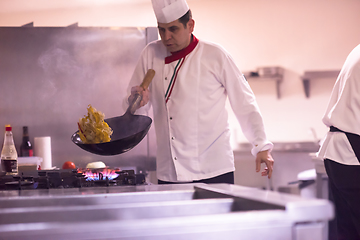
[[128, 86, 150, 109], [255, 150, 274, 179]]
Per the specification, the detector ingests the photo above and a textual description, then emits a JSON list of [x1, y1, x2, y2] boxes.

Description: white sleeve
[[122, 45, 152, 115], [220, 51, 273, 156]]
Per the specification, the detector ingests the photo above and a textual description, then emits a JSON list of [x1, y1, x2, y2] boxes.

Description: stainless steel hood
[[0, 183, 333, 240]]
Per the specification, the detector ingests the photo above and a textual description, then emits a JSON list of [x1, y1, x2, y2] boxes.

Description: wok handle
[[127, 69, 156, 114], [140, 69, 156, 89]]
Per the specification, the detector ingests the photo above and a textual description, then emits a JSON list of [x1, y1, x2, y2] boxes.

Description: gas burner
[[0, 174, 35, 190], [114, 170, 146, 185], [78, 168, 119, 181], [0, 169, 146, 190], [4, 179, 35, 190]]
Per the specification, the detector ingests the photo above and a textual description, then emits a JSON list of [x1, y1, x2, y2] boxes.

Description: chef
[[126, 0, 274, 184], [317, 44, 360, 239]]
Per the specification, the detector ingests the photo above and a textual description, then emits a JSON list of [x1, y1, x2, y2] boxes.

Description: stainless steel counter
[[0, 183, 333, 240]]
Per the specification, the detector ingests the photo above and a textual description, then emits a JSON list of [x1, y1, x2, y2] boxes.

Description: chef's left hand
[[255, 150, 274, 179]]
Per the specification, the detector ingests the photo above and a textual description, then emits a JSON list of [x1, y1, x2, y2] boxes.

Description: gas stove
[[0, 168, 146, 191]]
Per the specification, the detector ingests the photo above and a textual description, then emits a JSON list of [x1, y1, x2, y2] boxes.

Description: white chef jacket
[[127, 35, 273, 182], [317, 44, 360, 166]]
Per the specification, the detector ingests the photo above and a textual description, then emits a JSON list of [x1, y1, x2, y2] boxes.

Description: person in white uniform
[[126, 0, 274, 184], [317, 44, 360, 240]]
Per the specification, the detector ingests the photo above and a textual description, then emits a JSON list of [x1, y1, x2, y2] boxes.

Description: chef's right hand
[[128, 86, 150, 109]]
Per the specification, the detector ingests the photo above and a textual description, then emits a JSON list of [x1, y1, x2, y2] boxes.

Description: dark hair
[[179, 10, 192, 28]]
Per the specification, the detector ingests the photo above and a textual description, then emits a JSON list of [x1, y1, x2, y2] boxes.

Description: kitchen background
[[0, 0, 359, 189]]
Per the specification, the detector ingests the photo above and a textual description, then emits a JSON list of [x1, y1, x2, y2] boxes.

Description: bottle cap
[[5, 124, 11, 131]]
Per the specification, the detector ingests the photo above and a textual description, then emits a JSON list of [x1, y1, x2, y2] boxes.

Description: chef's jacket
[[127, 35, 273, 182], [317, 44, 360, 166]]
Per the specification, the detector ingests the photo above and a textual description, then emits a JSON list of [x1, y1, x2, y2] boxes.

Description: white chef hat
[[151, 0, 190, 24]]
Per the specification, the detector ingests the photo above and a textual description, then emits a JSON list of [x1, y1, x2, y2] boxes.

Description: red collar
[[165, 35, 199, 64]]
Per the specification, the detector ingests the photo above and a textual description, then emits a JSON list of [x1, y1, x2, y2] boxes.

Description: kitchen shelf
[[244, 67, 284, 99], [235, 141, 320, 153], [301, 70, 340, 98]]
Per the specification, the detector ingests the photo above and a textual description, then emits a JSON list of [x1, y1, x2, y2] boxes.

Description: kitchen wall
[[1, 0, 359, 145]]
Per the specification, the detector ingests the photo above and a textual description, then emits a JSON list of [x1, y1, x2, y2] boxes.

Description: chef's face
[[157, 18, 194, 53]]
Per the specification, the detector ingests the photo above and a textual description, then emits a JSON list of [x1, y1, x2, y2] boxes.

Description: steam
[[38, 47, 83, 77]]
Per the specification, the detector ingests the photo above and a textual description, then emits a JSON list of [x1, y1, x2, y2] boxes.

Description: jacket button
[[170, 117, 173, 120], [165, 77, 168, 80], [174, 157, 177, 160], [171, 137, 175, 140]]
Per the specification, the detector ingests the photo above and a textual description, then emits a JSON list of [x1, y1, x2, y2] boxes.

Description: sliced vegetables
[[78, 104, 113, 144]]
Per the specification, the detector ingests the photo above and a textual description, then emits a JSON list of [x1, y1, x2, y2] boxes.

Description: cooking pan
[[71, 69, 155, 156]]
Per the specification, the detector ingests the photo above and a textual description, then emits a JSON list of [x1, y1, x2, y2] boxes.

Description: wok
[[71, 69, 155, 156]]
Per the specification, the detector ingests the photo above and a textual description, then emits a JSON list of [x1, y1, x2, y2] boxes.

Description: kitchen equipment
[[17, 157, 43, 171], [257, 66, 283, 77], [0, 168, 145, 190], [0, 183, 333, 239], [71, 69, 155, 156]]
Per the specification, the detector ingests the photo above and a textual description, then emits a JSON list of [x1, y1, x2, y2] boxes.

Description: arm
[[218, 48, 274, 177], [123, 44, 154, 114], [127, 68, 155, 113]]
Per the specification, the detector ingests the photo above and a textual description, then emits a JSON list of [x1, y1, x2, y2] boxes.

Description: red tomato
[[62, 161, 76, 169]]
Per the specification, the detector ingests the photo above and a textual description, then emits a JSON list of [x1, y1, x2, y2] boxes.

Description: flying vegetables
[[77, 105, 113, 144]]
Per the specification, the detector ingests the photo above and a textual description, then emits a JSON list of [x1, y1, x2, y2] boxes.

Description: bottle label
[[1, 159, 18, 174], [21, 149, 33, 157]]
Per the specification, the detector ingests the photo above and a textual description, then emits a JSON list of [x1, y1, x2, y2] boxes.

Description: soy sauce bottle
[[1, 125, 18, 175], [20, 126, 33, 157]]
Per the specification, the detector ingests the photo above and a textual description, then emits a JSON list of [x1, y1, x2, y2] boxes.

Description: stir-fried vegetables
[[78, 105, 113, 144]]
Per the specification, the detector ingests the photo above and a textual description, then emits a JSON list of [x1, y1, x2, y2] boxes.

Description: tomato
[[62, 161, 76, 169]]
